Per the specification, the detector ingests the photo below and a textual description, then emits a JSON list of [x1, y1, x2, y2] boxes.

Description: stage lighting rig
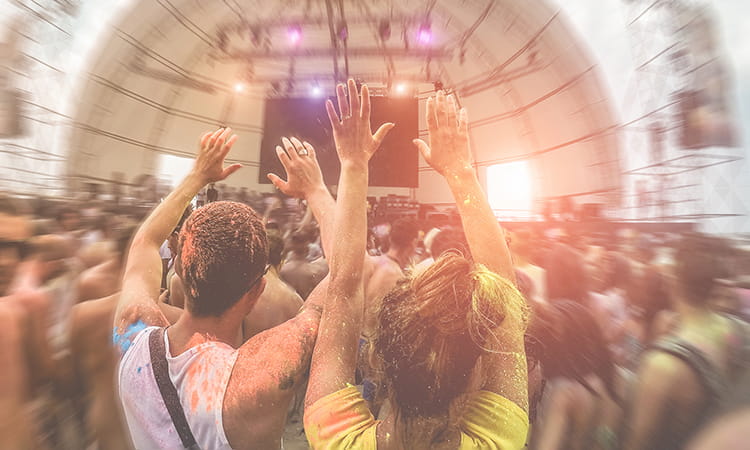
[[378, 19, 391, 41]]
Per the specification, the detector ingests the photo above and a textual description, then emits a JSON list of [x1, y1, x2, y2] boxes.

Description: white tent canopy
[[4, 0, 746, 231]]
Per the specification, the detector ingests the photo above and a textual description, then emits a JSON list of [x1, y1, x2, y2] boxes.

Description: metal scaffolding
[[619, 0, 743, 222]]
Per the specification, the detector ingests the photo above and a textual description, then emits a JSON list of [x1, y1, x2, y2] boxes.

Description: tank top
[[118, 326, 239, 449]]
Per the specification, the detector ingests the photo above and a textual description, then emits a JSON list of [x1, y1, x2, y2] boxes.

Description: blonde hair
[[374, 252, 528, 418]]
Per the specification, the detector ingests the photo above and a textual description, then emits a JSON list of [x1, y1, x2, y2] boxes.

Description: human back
[[115, 129, 324, 449], [242, 230, 303, 340], [624, 233, 749, 450], [370, 253, 529, 450], [302, 86, 530, 450]]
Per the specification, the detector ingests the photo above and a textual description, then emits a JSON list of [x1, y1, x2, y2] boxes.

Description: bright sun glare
[[486, 161, 533, 218]]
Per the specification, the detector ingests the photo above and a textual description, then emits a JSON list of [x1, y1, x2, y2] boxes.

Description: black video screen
[[259, 96, 418, 188]]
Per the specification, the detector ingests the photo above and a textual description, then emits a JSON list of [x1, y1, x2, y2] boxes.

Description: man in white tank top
[[114, 128, 328, 449]]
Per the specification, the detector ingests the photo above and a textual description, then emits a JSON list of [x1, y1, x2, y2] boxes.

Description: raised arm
[[267, 137, 336, 257], [414, 92, 514, 282], [305, 80, 394, 408], [113, 128, 241, 346], [415, 92, 528, 411]]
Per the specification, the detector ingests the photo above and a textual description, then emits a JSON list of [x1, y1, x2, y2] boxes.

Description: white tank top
[[118, 326, 239, 449]]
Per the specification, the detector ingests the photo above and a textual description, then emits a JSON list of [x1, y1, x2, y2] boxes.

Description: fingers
[[289, 137, 306, 158], [336, 83, 350, 119], [347, 79, 360, 119], [435, 91, 449, 129], [215, 127, 231, 149], [302, 141, 316, 159], [325, 99, 340, 129], [207, 128, 224, 148], [373, 123, 395, 147], [413, 139, 431, 161], [200, 131, 212, 147], [458, 108, 469, 137], [281, 137, 297, 159], [275, 145, 291, 167], [446, 94, 458, 129], [219, 134, 238, 158], [267, 173, 288, 191], [360, 84, 370, 121], [425, 97, 438, 132], [219, 164, 242, 180]]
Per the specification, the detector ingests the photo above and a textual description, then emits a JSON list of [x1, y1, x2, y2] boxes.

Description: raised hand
[[325, 79, 394, 166], [191, 127, 242, 184], [413, 91, 473, 178], [267, 137, 325, 199]]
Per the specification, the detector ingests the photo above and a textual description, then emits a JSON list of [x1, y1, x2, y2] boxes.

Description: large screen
[[258, 96, 419, 187]]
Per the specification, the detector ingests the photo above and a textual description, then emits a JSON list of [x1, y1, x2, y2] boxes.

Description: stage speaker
[[259, 96, 419, 187]]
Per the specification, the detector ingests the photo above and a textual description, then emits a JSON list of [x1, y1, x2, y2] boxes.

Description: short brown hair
[[179, 201, 268, 317]]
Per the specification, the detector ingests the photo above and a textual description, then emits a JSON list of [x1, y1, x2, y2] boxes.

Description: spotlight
[[234, 83, 245, 93], [311, 84, 322, 97], [417, 23, 432, 44], [395, 83, 407, 94], [288, 24, 302, 45]]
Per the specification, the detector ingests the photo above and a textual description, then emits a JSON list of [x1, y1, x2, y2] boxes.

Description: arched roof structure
[[4, 0, 623, 214]]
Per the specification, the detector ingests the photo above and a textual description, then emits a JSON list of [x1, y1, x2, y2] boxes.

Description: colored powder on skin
[[112, 319, 148, 355], [184, 346, 232, 413]]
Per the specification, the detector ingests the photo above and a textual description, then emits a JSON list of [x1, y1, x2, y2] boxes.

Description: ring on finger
[[298, 149, 309, 156]]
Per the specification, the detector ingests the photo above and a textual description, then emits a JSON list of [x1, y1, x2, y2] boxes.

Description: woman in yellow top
[[301, 79, 530, 450]]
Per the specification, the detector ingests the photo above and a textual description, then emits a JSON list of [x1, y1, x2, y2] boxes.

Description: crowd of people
[[0, 81, 748, 449]]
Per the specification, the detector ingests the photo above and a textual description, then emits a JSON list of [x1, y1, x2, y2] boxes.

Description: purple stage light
[[288, 25, 301, 45], [418, 26, 432, 44]]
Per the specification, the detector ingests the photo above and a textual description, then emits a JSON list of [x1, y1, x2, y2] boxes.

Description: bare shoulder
[[72, 294, 119, 340], [77, 272, 117, 303], [113, 300, 167, 356], [278, 279, 304, 309], [637, 350, 702, 404], [230, 308, 320, 399]]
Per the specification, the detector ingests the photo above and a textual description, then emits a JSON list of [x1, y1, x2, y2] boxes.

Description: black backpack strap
[[649, 337, 727, 402], [725, 315, 750, 381], [149, 327, 200, 450]]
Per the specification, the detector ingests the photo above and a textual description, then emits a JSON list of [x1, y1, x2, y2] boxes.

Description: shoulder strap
[[725, 315, 750, 382], [649, 337, 727, 401], [149, 327, 201, 450]]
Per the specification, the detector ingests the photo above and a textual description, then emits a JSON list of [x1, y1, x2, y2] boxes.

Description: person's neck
[[267, 265, 280, 278], [169, 312, 244, 353], [386, 248, 411, 268]]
